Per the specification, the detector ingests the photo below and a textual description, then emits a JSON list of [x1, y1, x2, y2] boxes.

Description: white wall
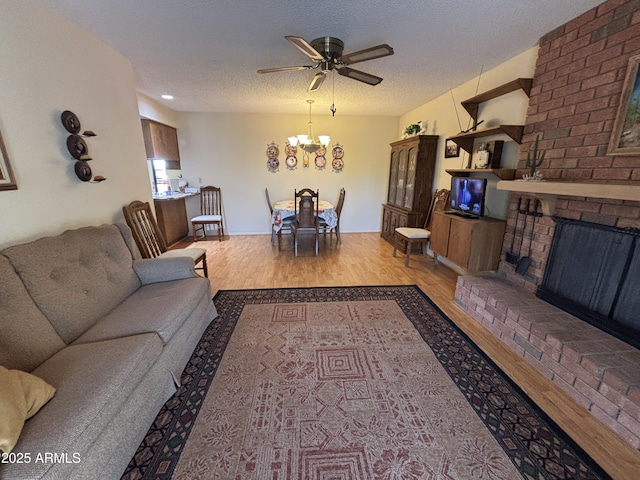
[[173, 112, 398, 234], [399, 48, 538, 219], [0, 1, 152, 249]]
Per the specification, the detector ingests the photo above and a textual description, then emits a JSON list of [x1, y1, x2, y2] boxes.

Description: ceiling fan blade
[[337, 67, 383, 86], [257, 65, 314, 74], [308, 72, 326, 92], [285, 36, 324, 61], [340, 44, 394, 65]]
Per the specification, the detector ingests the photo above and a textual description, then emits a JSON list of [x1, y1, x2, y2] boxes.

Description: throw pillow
[[0, 366, 56, 453]]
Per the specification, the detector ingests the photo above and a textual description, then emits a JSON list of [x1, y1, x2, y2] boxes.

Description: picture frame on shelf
[[0, 128, 17, 191], [608, 54, 640, 155], [444, 138, 460, 158]]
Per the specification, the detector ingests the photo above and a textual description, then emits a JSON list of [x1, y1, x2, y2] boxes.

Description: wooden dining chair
[[266, 187, 293, 248], [393, 188, 450, 267], [320, 187, 345, 248], [122, 200, 208, 277], [291, 188, 319, 256], [191, 186, 224, 241]]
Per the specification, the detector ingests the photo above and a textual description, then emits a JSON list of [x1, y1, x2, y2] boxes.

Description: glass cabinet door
[[403, 147, 417, 208], [394, 149, 407, 206], [387, 151, 398, 203]]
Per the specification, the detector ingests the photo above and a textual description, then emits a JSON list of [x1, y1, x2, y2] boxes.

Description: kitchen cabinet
[[153, 196, 191, 246], [381, 135, 438, 246], [141, 119, 181, 169], [430, 211, 506, 273]]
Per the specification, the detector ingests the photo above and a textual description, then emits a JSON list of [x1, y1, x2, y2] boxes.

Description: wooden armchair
[[123, 200, 208, 277], [291, 188, 319, 256], [393, 189, 450, 267]]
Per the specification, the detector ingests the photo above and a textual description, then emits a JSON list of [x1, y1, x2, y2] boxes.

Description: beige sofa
[[0, 224, 217, 479]]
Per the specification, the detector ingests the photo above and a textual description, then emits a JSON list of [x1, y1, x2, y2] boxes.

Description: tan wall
[[399, 49, 538, 220], [175, 112, 398, 234], [0, 1, 152, 249]]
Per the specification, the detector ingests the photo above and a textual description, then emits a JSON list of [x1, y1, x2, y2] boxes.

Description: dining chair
[[122, 200, 208, 277], [191, 186, 224, 241], [265, 187, 293, 248], [320, 187, 345, 248], [291, 188, 319, 256], [393, 188, 450, 267]]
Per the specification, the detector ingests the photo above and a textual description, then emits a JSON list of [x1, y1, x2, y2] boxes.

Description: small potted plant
[[403, 121, 422, 138]]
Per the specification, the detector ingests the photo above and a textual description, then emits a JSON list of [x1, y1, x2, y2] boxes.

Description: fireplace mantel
[[497, 180, 640, 215]]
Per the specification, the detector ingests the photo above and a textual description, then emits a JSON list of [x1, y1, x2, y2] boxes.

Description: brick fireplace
[[455, 0, 640, 450]]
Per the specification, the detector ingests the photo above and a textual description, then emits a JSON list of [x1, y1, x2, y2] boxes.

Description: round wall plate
[[74, 161, 92, 181], [67, 134, 89, 160], [61, 110, 81, 134]]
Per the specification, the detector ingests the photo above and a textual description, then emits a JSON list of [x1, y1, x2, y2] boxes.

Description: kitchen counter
[[152, 192, 199, 201]]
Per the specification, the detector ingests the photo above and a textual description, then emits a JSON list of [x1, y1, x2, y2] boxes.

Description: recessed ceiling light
[[161, 94, 174, 100]]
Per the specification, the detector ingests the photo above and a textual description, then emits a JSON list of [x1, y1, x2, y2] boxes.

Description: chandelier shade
[[290, 100, 329, 153]]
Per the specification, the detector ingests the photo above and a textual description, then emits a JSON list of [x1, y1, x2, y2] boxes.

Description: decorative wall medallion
[[286, 156, 297, 170], [285, 142, 297, 157], [60, 110, 104, 182], [266, 141, 280, 172], [66, 134, 89, 160], [74, 160, 92, 181], [332, 144, 344, 172], [285, 141, 298, 170], [61, 110, 81, 134], [314, 147, 326, 170]]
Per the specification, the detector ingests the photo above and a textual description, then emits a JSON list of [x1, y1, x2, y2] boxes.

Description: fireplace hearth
[[537, 218, 640, 350]]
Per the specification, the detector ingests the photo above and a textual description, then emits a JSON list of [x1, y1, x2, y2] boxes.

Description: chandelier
[[288, 100, 330, 153]]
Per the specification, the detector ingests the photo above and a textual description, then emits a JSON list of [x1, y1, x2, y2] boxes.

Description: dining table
[[271, 199, 337, 239]]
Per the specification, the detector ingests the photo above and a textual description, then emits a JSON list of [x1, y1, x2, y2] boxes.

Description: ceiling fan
[[258, 36, 394, 91]]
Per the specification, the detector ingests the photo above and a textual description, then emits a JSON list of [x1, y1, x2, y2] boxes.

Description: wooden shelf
[[446, 168, 516, 180], [449, 125, 524, 153], [497, 180, 640, 215], [461, 78, 533, 120]]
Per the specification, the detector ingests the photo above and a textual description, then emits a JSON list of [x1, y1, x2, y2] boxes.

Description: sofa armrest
[[133, 257, 198, 285]]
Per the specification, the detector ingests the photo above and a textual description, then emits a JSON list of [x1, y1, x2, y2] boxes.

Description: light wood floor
[[178, 232, 639, 479]]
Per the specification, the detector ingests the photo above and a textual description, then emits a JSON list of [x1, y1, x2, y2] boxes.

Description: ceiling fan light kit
[[258, 35, 394, 92]]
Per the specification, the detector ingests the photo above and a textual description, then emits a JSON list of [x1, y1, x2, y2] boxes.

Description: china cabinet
[[381, 135, 438, 245]]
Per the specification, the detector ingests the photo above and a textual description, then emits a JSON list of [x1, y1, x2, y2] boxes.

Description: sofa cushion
[[0, 366, 56, 453], [0, 255, 67, 371], [1, 225, 141, 343], [74, 277, 211, 345], [9, 334, 162, 479]]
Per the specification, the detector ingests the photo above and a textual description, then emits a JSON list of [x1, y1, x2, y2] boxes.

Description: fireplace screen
[[537, 218, 640, 349]]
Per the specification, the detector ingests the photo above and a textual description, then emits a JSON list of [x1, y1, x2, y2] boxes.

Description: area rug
[[122, 286, 608, 480]]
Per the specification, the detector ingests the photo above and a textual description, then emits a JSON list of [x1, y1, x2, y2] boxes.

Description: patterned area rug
[[122, 286, 608, 480]]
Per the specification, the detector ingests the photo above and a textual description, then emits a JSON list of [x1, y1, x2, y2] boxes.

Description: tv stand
[[430, 211, 506, 273], [444, 210, 480, 219]]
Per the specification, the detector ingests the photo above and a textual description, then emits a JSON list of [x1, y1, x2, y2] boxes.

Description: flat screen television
[[449, 176, 487, 217]]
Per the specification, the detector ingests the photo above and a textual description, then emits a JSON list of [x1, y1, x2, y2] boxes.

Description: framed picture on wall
[[608, 54, 640, 155], [0, 128, 17, 191], [444, 138, 460, 158]]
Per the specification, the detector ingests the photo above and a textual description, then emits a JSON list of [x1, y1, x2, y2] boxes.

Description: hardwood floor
[[176, 232, 639, 479]]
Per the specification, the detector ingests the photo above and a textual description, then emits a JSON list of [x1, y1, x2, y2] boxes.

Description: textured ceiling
[[40, 0, 603, 116]]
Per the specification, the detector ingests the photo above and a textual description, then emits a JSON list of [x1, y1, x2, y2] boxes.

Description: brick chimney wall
[[499, 0, 640, 291]]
